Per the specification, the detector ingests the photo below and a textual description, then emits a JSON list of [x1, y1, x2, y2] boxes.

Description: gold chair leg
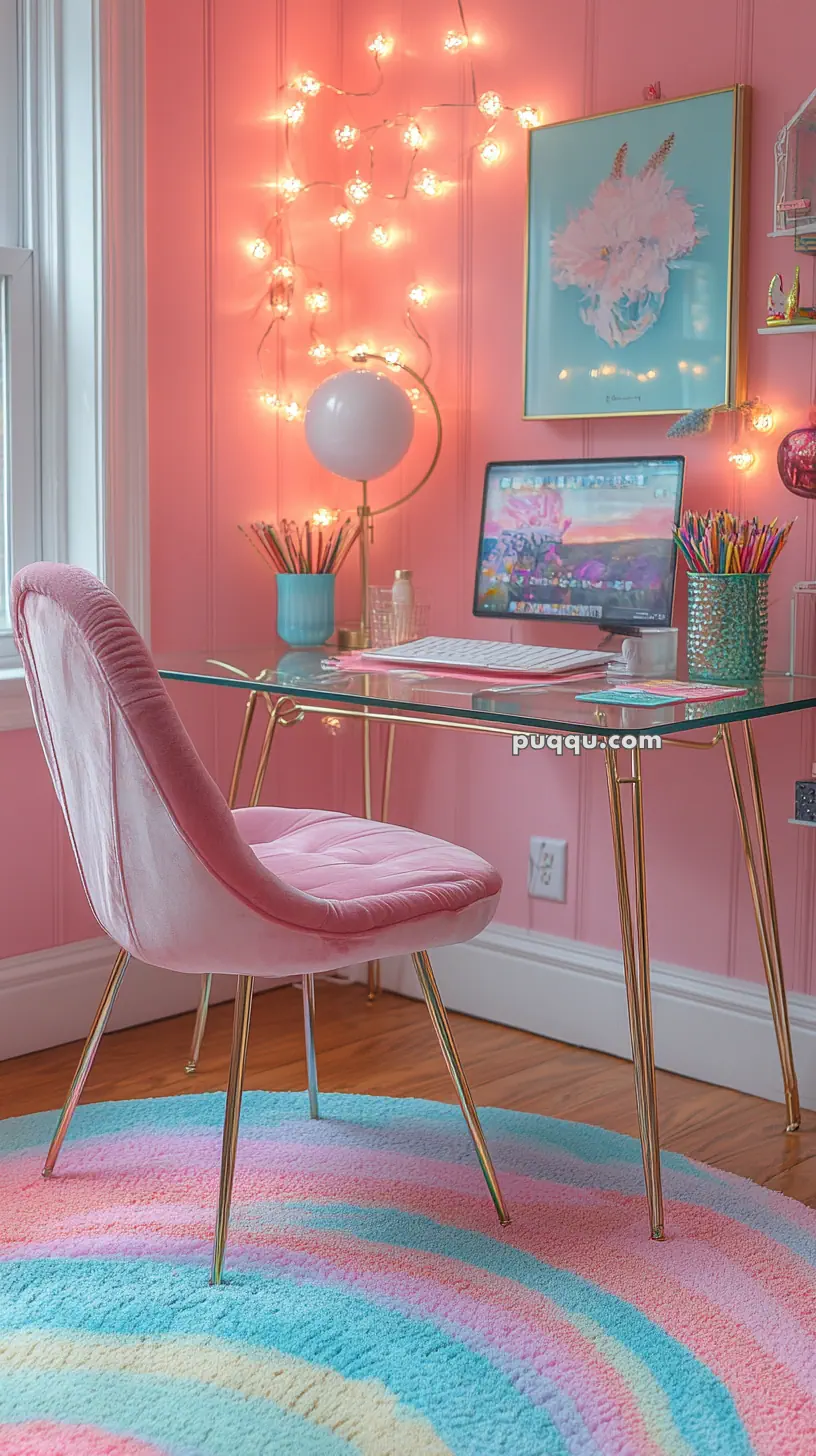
[[604, 745, 664, 1239], [43, 948, 131, 1177], [412, 949, 510, 1226], [302, 973, 319, 1119], [723, 723, 800, 1132], [185, 974, 213, 1074], [210, 975, 254, 1286]]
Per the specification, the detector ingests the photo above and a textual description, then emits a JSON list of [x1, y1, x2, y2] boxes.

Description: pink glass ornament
[[778, 425, 816, 499]]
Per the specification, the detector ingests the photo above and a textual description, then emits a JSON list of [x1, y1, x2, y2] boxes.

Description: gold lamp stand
[[335, 356, 442, 652]]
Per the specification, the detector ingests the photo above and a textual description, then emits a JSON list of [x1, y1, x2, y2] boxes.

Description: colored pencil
[[673, 511, 794, 575], [241, 515, 358, 575]]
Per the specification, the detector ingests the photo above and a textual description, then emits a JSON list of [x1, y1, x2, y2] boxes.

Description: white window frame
[[0, 0, 148, 727], [0, 246, 37, 618]]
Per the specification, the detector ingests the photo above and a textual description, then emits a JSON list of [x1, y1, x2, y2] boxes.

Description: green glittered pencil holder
[[687, 573, 769, 682]]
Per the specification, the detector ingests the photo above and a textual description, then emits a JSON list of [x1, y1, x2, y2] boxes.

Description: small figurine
[[767, 266, 816, 326]]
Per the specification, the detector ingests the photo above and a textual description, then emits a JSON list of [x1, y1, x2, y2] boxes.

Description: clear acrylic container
[[368, 586, 429, 648]]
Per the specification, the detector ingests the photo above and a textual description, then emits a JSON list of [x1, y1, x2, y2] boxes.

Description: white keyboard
[[360, 636, 618, 677]]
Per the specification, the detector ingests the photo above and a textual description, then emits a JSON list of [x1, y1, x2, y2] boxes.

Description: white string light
[[293, 73, 321, 96], [312, 508, 339, 528], [334, 124, 360, 150], [515, 105, 541, 129], [367, 33, 393, 59], [443, 29, 469, 53], [414, 169, 444, 197], [278, 176, 304, 200], [346, 176, 372, 205], [728, 447, 755, 471], [402, 120, 424, 149], [257, 9, 543, 415], [478, 137, 502, 165], [478, 91, 502, 118]]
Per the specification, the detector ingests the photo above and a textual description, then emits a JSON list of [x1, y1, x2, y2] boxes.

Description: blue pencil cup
[[276, 573, 335, 647]]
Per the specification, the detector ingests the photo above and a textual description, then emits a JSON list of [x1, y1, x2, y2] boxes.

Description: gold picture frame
[[523, 86, 750, 421]]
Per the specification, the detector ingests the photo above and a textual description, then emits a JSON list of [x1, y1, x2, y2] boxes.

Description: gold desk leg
[[250, 696, 298, 809], [302, 973, 319, 1120], [187, 689, 262, 1075], [365, 719, 397, 1000], [210, 974, 254, 1286], [363, 709, 379, 1000], [228, 690, 261, 808], [187, 694, 300, 1075], [381, 722, 396, 823], [413, 949, 510, 1226], [43, 949, 131, 1176], [604, 745, 664, 1239], [723, 723, 800, 1132]]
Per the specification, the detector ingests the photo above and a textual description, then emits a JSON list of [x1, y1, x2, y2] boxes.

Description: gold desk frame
[[181, 685, 800, 1242]]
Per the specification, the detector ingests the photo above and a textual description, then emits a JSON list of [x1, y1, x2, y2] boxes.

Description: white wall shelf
[[757, 324, 816, 334]]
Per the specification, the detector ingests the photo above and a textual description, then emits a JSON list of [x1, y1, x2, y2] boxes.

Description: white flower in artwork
[[550, 135, 704, 348]]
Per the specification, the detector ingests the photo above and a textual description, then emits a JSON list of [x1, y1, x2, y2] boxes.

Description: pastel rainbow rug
[[0, 1091, 815, 1455]]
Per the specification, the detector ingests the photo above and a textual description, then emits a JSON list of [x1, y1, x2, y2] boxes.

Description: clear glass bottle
[[392, 569, 414, 643]]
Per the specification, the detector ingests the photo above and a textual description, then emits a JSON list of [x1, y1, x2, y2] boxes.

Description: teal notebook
[[575, 689, 689, 707]]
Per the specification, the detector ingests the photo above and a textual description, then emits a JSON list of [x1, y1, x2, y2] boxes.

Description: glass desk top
[[157, 645, 816, 738]]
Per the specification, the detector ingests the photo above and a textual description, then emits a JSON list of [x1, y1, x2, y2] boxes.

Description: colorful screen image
[[474, 457, 684, 628]]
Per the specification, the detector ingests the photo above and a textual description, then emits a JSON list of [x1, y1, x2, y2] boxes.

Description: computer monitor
[[473, 456, 685, 632]]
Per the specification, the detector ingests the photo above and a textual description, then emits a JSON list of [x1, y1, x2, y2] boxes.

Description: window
[[0, 0, 36, 645], [0, 1, 148, 718]]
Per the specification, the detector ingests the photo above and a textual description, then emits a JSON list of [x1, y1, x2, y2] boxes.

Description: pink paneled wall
[[3, 0, 816, 1005]]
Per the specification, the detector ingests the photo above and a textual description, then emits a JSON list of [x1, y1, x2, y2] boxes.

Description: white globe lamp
[[304, 359, 441, 646]]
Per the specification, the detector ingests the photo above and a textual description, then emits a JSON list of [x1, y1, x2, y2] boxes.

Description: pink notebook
[[628, 679, 747, 702]]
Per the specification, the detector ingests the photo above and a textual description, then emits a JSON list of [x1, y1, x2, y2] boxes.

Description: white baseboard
[[371, 923, 816, 1111], [0, 937, 242, 1062], [6, 926, 815, 1111]]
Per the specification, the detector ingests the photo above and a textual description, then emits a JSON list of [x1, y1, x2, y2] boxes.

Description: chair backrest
[[12, 564, 316, 967]]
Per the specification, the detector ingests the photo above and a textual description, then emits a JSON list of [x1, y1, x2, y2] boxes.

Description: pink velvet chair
[[12, 564, 509, 1283]]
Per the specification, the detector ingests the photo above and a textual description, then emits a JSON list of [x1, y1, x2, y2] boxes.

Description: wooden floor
[[1, 979, 815, 1205]]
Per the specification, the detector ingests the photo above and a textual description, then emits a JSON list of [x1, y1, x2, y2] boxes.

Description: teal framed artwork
[[524, 87, 749, 420]]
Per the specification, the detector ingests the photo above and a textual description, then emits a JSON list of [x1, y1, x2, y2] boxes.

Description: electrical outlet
[[528, 837, 567, 902]]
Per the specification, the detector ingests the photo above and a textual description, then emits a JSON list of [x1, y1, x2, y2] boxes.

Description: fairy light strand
[[256, 0, 542, 409]]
